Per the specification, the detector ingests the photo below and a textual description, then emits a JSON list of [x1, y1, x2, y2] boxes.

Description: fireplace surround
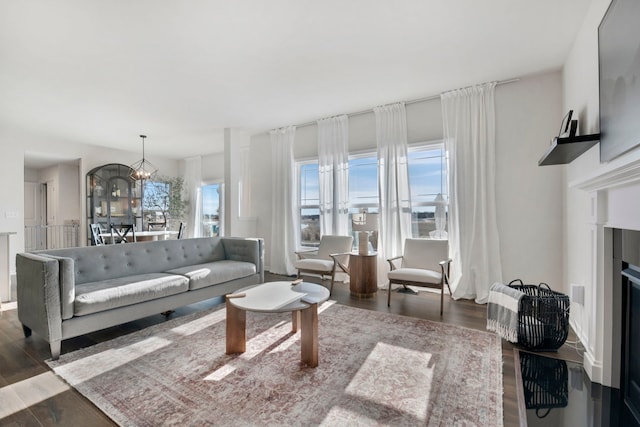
[[569, 151, 640, 391], [613, 229, 640, 423]]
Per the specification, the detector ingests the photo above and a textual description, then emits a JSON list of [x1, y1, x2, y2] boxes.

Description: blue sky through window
[[202, 184, 220, 217]]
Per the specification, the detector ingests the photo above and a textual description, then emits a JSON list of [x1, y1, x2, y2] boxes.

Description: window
[[296, 143, 447, 245], [143, 181, 171, 227], [201, 183, 223, 237], [298, 161, 320, 247], [348, 153, 379, 250], [408, 144, 448, 237], [348, 154, 379, 214]]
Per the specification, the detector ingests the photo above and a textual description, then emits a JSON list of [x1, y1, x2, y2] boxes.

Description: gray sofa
[[16, 236, 264, 360]]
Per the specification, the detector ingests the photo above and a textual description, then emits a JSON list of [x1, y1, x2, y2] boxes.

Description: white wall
[[202, 152, 224, 183], [249, 72, 564, 283], [495, 72, 564, 285]]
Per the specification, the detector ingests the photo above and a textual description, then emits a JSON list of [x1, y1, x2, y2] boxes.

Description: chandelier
[[129, 135, 158, 181]]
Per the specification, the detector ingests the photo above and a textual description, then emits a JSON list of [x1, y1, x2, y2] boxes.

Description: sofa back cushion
[[40, 237, 226, 285]]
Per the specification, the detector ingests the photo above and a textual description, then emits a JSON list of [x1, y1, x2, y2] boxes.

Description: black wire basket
[[508, 279, 570, 351]]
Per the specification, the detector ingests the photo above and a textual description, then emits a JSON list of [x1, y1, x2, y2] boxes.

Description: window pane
[[349, 156, 378, 206], [411, 206, 437, 238], [408, 145, 448, 238], [300, 207, 320, 246], [300, 163, 319, 206], [408, 148, 447, 204], [202, 184, 220, 237], [142, 181, 170, 226]]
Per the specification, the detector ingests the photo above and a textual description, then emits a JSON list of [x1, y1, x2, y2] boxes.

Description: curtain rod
[[288, 77, 520, 130]]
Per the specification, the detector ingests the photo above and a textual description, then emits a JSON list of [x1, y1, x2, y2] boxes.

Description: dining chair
[[177, 222, 185, 239], [110, 223, 136, 244], [294, 235, 353, 295], [89, 223, 106, 246], [387, 238, 452, 315]]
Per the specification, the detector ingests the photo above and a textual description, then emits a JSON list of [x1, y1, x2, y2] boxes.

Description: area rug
[[47, 302, 503, 426]]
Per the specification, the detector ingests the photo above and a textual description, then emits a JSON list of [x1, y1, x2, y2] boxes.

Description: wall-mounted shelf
[[538, 133, 600, 166]]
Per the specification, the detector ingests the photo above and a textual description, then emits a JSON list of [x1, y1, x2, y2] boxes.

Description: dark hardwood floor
[[0, 274, 581, 426]]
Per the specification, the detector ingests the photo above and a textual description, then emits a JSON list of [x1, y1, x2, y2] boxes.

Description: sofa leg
[[50, 340, 61, 360], [161, 310, 175, 317], [22, 324, 32, 337]]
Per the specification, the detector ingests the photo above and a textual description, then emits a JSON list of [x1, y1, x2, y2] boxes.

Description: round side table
[[349, 251, 378, 298]]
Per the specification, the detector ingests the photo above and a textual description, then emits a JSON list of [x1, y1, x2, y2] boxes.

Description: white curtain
[[441, 82, 502, 304], [374, 103, 412, 284], [317, 115, 349, 235], [184, 156, 202, 238], [270, 126, 298, 276]]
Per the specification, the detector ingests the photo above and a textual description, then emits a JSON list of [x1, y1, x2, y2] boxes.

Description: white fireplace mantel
[[566, 151, 640, 387], [570, 151, 640, 192]]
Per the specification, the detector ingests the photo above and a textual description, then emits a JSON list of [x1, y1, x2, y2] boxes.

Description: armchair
[[294, 235, 353, 295], [387, 238, 452, 315]]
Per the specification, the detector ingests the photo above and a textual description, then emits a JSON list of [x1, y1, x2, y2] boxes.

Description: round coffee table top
[[229, 281, 330, 313]]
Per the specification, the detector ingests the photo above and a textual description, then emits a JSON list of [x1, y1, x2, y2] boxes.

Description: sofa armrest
[[38, 254, 76, 320], [221, 238, 265, 282], [16, 253, 64, 344]]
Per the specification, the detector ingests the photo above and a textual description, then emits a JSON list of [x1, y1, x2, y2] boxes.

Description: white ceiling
[[1, 0, 590, 162]]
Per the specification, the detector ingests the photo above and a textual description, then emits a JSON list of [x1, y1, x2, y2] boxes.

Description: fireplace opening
[[614, 229, 640, 425]]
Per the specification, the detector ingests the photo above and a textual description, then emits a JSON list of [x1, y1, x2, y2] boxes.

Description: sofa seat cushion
[[74, 273, 189, 316], [166, 260, 257, 290]]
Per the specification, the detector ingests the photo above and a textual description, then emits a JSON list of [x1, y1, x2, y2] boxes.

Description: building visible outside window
[[201, 183, 223, 237], [299, 161, 320, 247], [407, 143, 448, 238]]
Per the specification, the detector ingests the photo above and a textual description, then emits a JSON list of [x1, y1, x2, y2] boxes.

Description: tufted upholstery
[[45, 237, 226, 286]]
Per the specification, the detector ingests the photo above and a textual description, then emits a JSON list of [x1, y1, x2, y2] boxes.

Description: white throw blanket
[[486, 282, 525, 343]]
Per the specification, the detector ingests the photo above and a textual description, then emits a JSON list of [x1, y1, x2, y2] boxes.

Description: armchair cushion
[[317, 235, 353, 258], [388, 268, 441, 284], [294, 258, 334, 273]]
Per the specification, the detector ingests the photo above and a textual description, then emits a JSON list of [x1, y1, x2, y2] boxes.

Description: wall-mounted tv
[[599, 0, 640, 162]]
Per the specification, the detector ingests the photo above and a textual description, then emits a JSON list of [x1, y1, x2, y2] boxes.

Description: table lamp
[[352, 212, 379, 255]]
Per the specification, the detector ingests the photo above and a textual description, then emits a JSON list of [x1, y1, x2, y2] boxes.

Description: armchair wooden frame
[[295, 249, 351, 295], [387, 255, 452, 316]]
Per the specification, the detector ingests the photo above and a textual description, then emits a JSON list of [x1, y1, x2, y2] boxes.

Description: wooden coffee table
[[225, 281, 330, 367]]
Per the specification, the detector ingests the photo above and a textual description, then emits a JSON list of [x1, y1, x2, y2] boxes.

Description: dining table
[[100, 230, 179, 243]]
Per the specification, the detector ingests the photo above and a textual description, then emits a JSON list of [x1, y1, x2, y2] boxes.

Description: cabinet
[[86, 164, 143, 244]]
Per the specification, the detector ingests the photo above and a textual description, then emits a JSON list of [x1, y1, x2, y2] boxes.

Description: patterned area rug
[[48, 302, 503, 426]]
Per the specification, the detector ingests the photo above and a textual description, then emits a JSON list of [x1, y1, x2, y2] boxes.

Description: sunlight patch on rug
[[169, 307, 226, 336], [48, 303, 503, 426], [344, 342, 434, 422]]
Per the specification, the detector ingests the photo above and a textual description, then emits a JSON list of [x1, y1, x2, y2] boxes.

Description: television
[[599, 0, 640, 162]]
